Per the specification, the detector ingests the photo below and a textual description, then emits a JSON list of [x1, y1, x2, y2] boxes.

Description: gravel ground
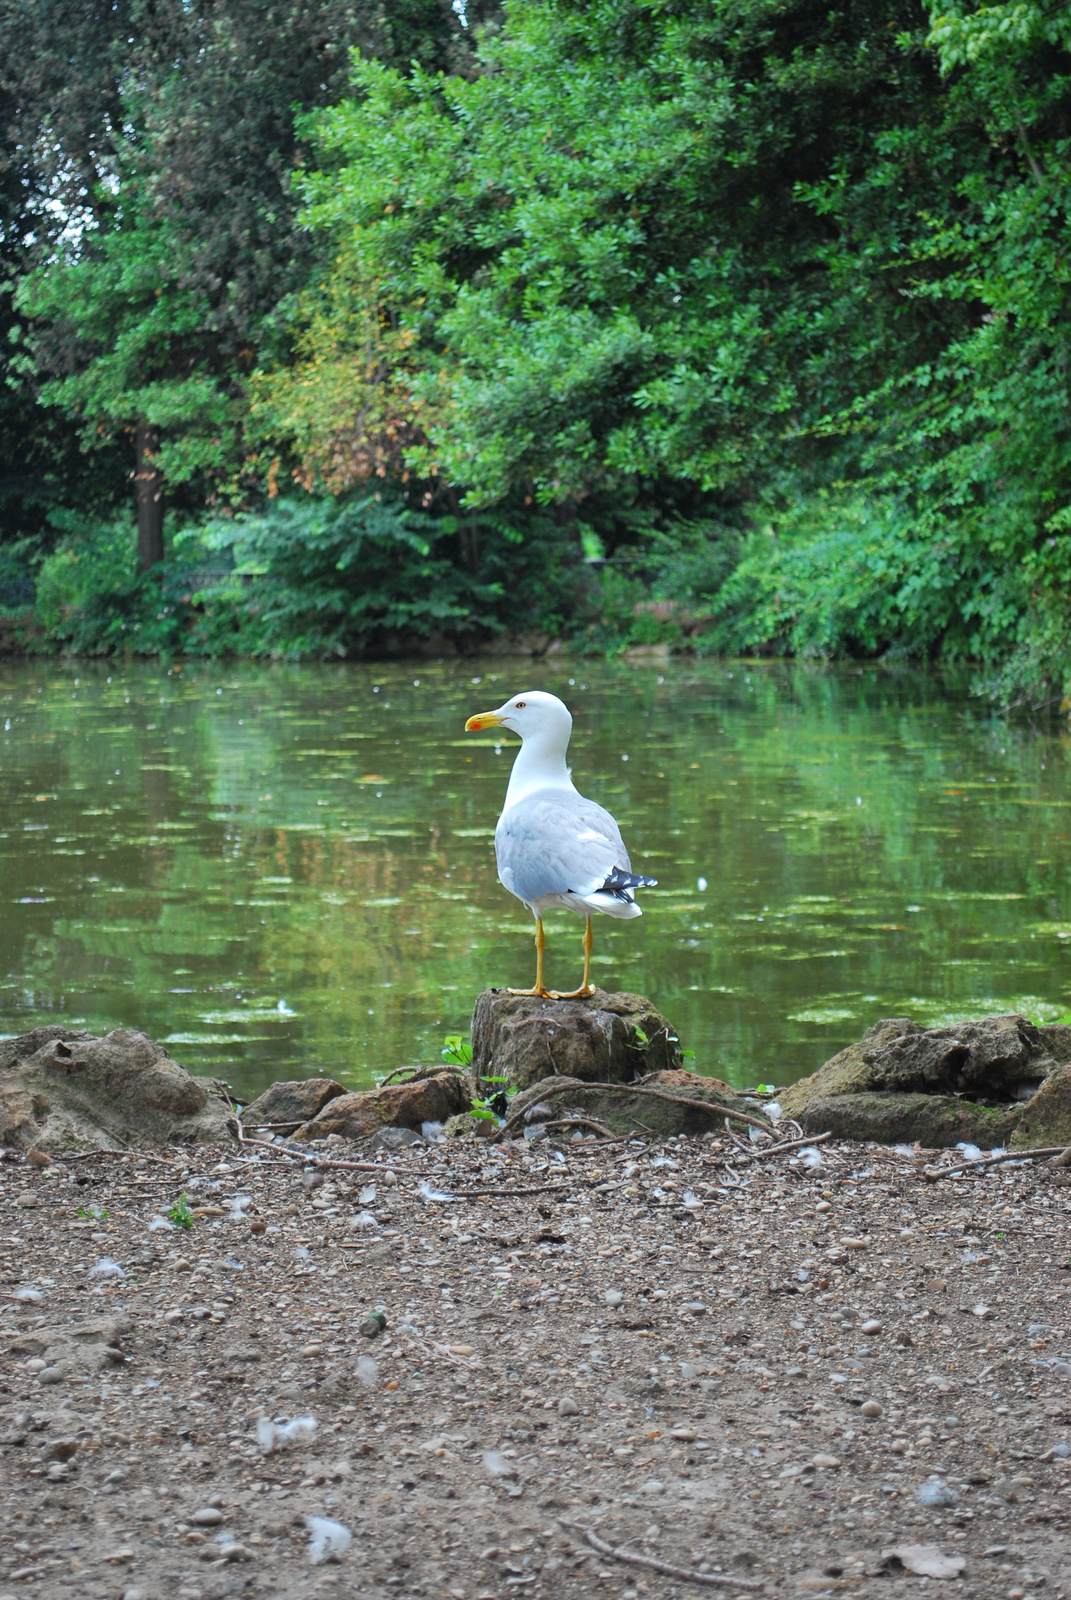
[[1, 1130, 1070, 1600]]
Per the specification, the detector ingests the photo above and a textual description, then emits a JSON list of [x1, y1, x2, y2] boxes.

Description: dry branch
[[558, 1521, 764, 1590]]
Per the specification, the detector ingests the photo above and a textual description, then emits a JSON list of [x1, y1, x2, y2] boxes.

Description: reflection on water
[[1, 657, 1070, 1100]]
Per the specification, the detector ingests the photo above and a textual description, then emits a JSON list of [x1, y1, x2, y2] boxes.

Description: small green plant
[[77, 1204, 108, 1221], [168, 1194, 196, 1230], [469, 1074, 511, 1122], [441, 1035, 473, 1067]]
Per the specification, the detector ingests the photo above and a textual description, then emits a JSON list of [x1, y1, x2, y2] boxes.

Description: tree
[[7, 0, 469, 562]]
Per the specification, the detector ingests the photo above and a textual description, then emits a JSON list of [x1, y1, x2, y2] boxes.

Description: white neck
[[502, 731, 576, 812]]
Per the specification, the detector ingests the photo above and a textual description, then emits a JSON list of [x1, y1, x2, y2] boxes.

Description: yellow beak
[[465, 711, 506, 732]]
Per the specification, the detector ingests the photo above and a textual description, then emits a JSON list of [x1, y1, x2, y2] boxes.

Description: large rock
[[293, 1070, 470, 1142], [0, 1025, 236, 1151], [780, 1014, 1071, 1148], [241, 1077, 347, 1129], [470, 988, 684, 1091], [509, 1069, 770, 1140]]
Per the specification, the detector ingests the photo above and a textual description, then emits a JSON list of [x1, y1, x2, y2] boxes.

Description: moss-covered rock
[[781, 1013, 1071, 1148], [470, 987, 683, 1091], [793, 1091, 1021, 1147], [508, 1069, 769, 1140]]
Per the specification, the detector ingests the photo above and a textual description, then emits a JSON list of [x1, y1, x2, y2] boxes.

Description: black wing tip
[[599, 867, 658, 900]]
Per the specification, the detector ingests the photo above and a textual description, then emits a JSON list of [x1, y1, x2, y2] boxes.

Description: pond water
[[2, 657, 1070, 1102]]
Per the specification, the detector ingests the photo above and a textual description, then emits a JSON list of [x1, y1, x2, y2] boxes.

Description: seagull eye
[[514, 701, 526, 709]]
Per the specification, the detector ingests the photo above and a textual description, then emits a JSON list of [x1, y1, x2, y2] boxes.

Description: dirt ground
[[1, 1128, 1070, 1600]]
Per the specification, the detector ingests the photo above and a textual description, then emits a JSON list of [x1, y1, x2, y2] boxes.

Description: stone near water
[[0, 1024, 235, 1150], [471, 988, 683, 1090], [860, 1400, 883, 1418], [296, 1073, 469, 1142], [780, 1012, 1071, 1147], [241, 1077, 347, 1130], [506, 1068, 769, 1141]]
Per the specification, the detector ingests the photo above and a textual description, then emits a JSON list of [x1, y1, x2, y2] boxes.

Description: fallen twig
[[558, 1521, 763, 1590], [62, 1148, 175, 1163], [922, 1144, 1071, 1182], [494, 1079, 771, 1142], [733, 1129, 833, 1164], [544, 1116, 619, 1140]]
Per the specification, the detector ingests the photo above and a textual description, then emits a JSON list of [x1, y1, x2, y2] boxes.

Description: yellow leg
[[507, 917, 550, 998], [550, 916, 594, 1000]]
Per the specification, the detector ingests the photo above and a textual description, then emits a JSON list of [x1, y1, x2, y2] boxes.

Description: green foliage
[[168, 1194, 195, 1231], [3, 0, 474, 533], [441, 1035, 473, 1067], [76, 1205, 108, 1221], [7, 0, 1071, 694], [17, 490, 587, 657]]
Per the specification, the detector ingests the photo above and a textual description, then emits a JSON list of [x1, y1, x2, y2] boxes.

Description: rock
[[40, 1436, 80, 1462], [470, 988, 684, 1090], [293, 1072, 470, 1142], [779, 1014, 1071, 1148], [859, 1400, 883, 1418], [10, 1314, 132, 1376], [37, 1367, 63, 1385], [443, 1112, 497, 1139], [558, 1396, 580, 1417], [0, 1025, 236, 1151], [811, 1454, 841, 1469], [369, 1126, 423, 1152], [860, 1319, 882, 1335], [241, 1077, 347, 1129], [506, 1070, 769, 1141], [604, 1289, 623, 1307], [191, 1507, 225, 1525]]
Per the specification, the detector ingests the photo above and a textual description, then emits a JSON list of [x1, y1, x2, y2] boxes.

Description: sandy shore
[[1, 1129, 1069, 1600]]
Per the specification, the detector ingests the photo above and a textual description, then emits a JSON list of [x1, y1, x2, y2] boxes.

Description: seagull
[[464, 690, 656, 998]]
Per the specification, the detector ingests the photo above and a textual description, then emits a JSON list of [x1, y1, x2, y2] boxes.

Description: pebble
[[812, 1454, 841, 1469], [972, 1303, 994, 1319], [174, 1258, 192, 1272], [191, 1507, 225, 1525], [121, 1590, 148, 1600], [641, 1479, 665, 1494], [25, 1358, 46, 1373], [815, 1200, 832, 1213], [860, 1400, 883, 1418], [38, 1367, 63, 1385], [220, 1543, 251, 1561], [16, 1194, 40, 1209], [249, 1219, 266, 1235], [860, 1319, 882, 1335], [381, 1170, 398, 1187], [604, 1289, 623, 1307], [670, 1427, 697, 1441], [558, 1396, 580, 1416]]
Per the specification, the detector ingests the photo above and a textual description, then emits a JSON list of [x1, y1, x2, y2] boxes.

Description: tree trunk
[[135, 419, 164, 570]]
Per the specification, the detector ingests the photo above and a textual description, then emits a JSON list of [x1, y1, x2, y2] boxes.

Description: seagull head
[[465, 690, 572, 746]]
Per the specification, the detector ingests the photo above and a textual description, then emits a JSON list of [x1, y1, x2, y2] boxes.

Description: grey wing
[[495, 789, 630, 904]]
